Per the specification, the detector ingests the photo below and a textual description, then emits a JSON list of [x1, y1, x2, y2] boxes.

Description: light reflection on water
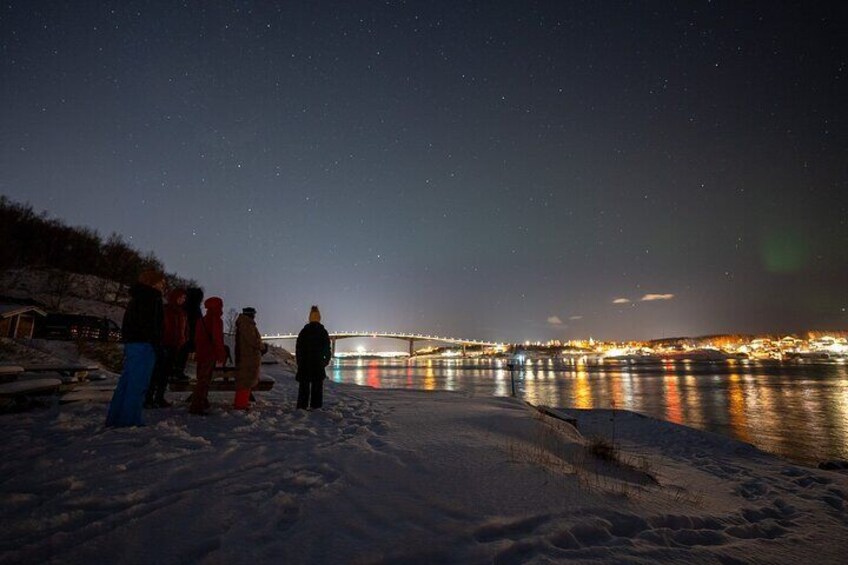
[[330, 357, 848, 464]]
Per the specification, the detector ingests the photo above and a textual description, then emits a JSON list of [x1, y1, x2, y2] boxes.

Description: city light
[[262, 330, 848, 361]]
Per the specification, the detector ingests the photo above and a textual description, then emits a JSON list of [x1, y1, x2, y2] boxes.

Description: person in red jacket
[[162, 289, 188, 353], [190, 296, 226, 415], [145, 288, 187, 408]]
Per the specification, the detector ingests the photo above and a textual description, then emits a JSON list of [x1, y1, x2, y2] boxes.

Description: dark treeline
[[0, 196, 196, 291]]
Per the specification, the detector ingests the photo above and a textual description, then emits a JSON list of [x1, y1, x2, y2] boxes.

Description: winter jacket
[[120, 283, 164, 344], [195, 297, 226, 365], [235, 314, 263, 389], [183, 287, 204, 349], [296, 321, 332, 383], [162, 289, 187, 350]]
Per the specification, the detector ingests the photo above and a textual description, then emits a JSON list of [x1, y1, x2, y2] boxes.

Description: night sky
[[2, 1, 846, 344]]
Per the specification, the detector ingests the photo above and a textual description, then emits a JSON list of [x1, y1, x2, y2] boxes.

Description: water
[[330, 357, 848, 465]]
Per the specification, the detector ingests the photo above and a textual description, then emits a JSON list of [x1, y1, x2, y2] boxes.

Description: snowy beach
[[2, 364, 848, 564]]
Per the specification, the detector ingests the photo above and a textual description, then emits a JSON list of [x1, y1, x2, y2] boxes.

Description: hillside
[[1, 268, 127, 323]]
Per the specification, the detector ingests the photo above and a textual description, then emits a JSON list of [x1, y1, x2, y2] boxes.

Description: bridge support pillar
[[408, 339, 415, 357], [330, 337, 336, 357]]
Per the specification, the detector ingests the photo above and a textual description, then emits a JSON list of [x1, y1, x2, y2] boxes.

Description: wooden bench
[[169, 367, 276, 392], [0, 377, 63, 399], [60, 389, 115, 404], [59, 382, 117, 404], [0, 365, 24, 383], [22, 364, 99, 383]]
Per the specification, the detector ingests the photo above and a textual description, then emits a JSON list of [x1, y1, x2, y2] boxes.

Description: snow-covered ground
[[2, 364, 847, 564]]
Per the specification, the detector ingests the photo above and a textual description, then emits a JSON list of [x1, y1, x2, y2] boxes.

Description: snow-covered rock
[[0, 268, 126, 322]]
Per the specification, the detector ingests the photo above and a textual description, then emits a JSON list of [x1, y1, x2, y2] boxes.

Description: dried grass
[[506, 406, 705, 505]]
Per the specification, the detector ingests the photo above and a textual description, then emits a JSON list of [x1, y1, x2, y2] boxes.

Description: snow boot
[[234, 388, 250, 410]]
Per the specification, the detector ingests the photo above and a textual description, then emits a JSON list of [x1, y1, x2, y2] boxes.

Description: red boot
[[234, 388, 250, 410]]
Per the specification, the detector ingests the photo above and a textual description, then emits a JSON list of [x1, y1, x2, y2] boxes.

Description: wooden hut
[[0, 304, 47, 339]]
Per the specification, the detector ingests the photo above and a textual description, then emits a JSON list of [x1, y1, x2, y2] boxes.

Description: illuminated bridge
[[262, 332, 505, 356]]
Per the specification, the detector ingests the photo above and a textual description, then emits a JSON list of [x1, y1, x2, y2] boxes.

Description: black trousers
[[145, 347, 170, 403], [297, 379, 324, 409], [174, 342, 192, 377]]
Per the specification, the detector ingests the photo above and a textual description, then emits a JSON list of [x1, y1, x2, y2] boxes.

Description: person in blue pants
[[106, 270, 165, 427]]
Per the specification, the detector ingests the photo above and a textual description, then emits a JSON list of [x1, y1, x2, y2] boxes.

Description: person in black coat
[[106, 270, 165, 427], [295, 305, 332, 410], [173, 286, 204, 381]]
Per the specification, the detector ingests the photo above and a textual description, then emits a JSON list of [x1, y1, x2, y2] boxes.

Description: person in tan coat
[[233, 307, 266, 409]]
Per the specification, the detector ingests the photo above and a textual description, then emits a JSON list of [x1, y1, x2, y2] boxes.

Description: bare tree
[[102, 233, 137, 305], [0, 197, 197, 310], [47, 269, 74, 311], [225, 308, 239, 336]]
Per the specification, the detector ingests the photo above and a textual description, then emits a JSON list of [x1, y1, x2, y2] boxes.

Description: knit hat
[[242, 307, 257, 315], [308, 305, 321, 322]]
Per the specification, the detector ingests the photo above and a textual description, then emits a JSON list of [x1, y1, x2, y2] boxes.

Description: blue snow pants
[[105, 343, 156, 427]]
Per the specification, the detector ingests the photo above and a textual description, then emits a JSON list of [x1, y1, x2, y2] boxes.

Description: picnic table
[[0, 364, 103, 407], [169, 366, 275, 393]]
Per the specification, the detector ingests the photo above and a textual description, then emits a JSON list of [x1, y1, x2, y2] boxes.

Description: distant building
[[0, 304, 47, 339], [33, 313, 122, 342], [779, 336, 800, 349]]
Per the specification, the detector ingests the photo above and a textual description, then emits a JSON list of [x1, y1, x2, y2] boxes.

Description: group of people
[[105, 270, 332, 428]]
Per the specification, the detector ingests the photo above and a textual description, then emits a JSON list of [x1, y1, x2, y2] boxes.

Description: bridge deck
[[262, 332, 503, 347]]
